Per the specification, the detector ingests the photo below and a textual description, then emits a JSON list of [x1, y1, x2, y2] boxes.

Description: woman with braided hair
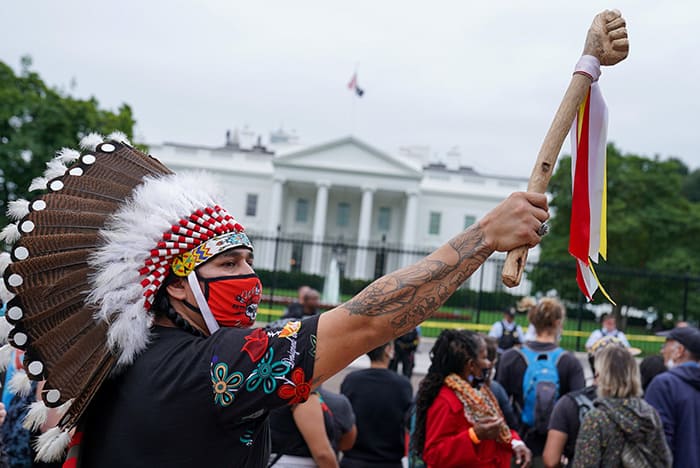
[[413, 329, 531, 468]]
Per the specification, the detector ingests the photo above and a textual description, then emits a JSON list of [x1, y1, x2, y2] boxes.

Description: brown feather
[[27, 307, 98, 376], [41, 194, 119, 215], [6, 251, 88, 294], [100, 143, 173, 177], [15, 234, 100, 259], [58, 175, 134, 204], [43, 323, 113, 407], [56, 351, 117, 427], [6, 288, 86, 326]]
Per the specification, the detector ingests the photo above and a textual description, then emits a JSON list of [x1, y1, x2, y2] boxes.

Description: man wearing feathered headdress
[[0, 134, 548, 466]]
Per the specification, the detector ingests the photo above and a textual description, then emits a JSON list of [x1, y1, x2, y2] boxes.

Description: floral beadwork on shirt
[[277, 367, 312, 405], [210, 361, 244, 407], [279, 320, 301, 339], [242, 328, 269, 362], [309, 334, 317, 358], [245, 347, 291, 394]]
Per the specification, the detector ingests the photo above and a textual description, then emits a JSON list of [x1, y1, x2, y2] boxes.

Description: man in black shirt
[[2, 137, 549, 467], [341, 343, 413, 468]]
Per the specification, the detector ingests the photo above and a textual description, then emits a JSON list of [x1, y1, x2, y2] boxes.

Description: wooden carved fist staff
[[501, 9, 629, 288]]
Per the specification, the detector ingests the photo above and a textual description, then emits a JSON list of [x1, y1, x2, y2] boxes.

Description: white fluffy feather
[[88, 172, 223, 367], [0, 254, 13, 306], [34, 427, 72, 463], [23, 400, 49, 431], [106, 131, 131, 145], [0, 317, 13, 344], [56, 147, 80, 164], [0, 344, 13, 371], [44, 158, 68, 181], [7, 199, 30, 221], [8, 370, 32, 397], [57, 398, 73, 417], [29, 177, 48, 192], [79, 133, 103, 151], [0, 223, 20, 243]]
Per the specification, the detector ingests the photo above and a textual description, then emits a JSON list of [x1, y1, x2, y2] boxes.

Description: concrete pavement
[[322, 337, 595, 394]]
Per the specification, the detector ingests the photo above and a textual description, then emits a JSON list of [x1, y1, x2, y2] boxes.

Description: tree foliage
[[530, 143, 700, 322], [0, 56, 136, 227]]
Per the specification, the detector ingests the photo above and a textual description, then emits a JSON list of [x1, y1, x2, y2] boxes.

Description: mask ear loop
[[187, 271, 220, 334]]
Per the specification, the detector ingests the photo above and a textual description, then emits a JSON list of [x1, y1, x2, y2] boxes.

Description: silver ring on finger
[[537, 222, 550, 237]]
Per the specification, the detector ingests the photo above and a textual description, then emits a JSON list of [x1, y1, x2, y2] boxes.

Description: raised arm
[[313, 191, 549, 385]]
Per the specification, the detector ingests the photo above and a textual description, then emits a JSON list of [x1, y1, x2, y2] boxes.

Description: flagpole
[[351, 63, 359, 136]]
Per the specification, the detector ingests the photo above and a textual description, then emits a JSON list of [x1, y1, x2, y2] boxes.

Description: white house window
[[429, 211, 441, 235], [336, 202, 351, 227], [464, 215, 476, 229], [378, 207, 391, 231], [295, 198, 309, 223], [245, 193, 258, 217]]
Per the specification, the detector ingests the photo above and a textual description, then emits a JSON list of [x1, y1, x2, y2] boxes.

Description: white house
[[148, 133, 537, 295]]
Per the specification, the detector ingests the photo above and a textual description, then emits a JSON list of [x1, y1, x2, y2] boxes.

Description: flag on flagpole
[[347, 72, 364, 97], [568, 82, 614, 303]]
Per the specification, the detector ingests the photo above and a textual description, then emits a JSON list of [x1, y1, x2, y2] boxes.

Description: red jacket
[[423, 386, 519, 468]]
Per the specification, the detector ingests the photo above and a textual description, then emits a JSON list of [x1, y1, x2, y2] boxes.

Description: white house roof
[[274, 136, 423, 180]]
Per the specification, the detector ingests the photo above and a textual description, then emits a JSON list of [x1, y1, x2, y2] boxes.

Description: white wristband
[[511, 439, 526, 450], [574, 55, 601, 82]]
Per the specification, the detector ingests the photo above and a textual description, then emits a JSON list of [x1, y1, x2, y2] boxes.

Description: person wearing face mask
[[496, 298, 584, 465], [0, 137, 549, 466], [413, 329, 532, 468], [644, 326, 700, 467]]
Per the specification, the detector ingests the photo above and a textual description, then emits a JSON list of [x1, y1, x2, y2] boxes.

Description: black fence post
[[682, 275, 689, 322], [267, 225, 282, 320], [475, 266, 484, 324], [576, 293, 585, 352]]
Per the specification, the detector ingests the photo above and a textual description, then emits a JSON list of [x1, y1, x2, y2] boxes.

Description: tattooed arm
[[312, 192, 549, 386]]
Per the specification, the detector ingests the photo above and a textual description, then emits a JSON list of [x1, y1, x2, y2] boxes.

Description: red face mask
[[198, 273, 262, 328]]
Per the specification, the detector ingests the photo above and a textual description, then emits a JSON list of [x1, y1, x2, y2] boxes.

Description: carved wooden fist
[[583, 9, 629, 66]]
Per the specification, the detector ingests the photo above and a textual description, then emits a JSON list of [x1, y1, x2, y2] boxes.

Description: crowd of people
[[266, 300, 699, 468], [262, 291, 698, 468], [0, 135, 698, 468]]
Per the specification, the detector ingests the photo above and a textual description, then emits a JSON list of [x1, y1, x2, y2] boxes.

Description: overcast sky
[[3, 1, 699, 177]]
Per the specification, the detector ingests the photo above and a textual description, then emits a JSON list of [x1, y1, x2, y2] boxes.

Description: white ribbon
[[187, 271, 220, 334], [574, 55, 601, 82]]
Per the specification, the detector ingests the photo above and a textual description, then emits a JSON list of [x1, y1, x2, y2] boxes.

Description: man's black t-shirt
[[270, 392, 335, 458], [496, 341, 585, 456], [548, 385, 598, 460], [340, 368, 413, 468], [80, 316, 319, 468]]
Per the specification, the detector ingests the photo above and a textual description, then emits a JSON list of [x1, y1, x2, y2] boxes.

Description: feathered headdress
[[0, 133, 249, 461]]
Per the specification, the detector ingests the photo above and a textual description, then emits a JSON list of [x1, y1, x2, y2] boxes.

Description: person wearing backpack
[[542, 336, 626, 468], [488, 307, 525, 354], [497, 298, 584, 464], [571, 345, 671, 468]]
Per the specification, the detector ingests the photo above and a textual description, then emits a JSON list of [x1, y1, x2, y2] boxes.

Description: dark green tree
[[0, 56, 137, 227], [530, 143, 700, 323], [682, 168, 700, 203]]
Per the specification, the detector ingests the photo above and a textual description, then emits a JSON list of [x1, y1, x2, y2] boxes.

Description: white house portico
[[148, 134, 537, 295]]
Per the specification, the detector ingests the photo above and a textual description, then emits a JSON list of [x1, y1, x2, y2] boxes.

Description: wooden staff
[[501, 10, 630, 288]]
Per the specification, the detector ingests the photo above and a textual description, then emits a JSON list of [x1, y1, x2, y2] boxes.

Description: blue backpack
[[519, 346, 564, 434]]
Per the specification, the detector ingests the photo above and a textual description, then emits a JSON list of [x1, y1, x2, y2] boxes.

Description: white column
[[309, 181, 330, 275], [354, 186, 374, 279], [401, 190, 418, 267], [264, 177, 284, 270], [267, 177, 284, 234]]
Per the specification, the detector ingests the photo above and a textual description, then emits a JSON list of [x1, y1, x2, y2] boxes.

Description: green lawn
[[257, 300, 664, 356]]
